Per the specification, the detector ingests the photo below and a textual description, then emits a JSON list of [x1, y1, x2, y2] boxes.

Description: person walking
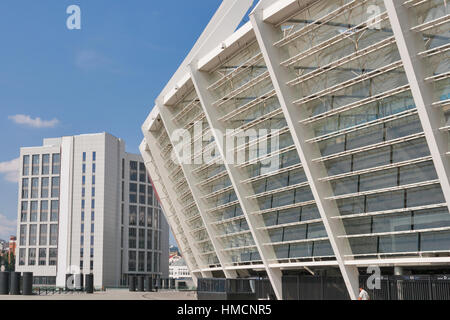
[[358, 287, 370, 300]]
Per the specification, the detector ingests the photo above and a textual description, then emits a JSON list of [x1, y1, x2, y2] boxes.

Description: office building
[[16, 133, 169, 288]]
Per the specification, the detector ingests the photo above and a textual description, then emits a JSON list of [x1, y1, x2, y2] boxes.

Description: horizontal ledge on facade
[[196, 171, 228, 188], [251, 200, 317, 216], [263, 236, 329, 247], [246, 181, 310, 200], [211, 72, 271, 109], [223, 263, 265, 270], [424, 71, 450, 82], [273, 0, 366, 48], [343, 254, 450, 266], [215, 229, 252, 240], [227, 108, 284, 138], [210, 214, 246, 227], [300, 85, 411, 125], [257, 218, 323, 231], [221, 245, 258, 252], [325, 179, 440, 201], [268, 257, 338, 268], [292, 61, 403, 106], [207, 52, 265, 91], [241, 163, 303, 184], [280, 13, 389, 67], [312, 132, 425, 163], [237, 145, 297, 168], [332, 203, 448, 220], [171, 99, 201, 122], [319, 156, 433, 182], [235, 127, 291, 153], [432, 98, 450, 108], [201, 186, 234, 200], [418, 42, 450, 58], [340, 226, 450, 239], [287, 36, 396, 87], [410, 13, 450, 33], [218, 90, 277, 122], [205, 200, 240, 214], [307, 109, 417, 143]]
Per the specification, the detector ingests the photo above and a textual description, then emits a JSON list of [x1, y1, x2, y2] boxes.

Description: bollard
[[129, 275, 136, 292], [0, 272, 9, 295], [145, 276, 153, 292], [137, 276, 145, 292], [10, 272, 21, 295], [22, 272, 33, 296], [85, 274, 94, 294], [74, 273, 83, 291]]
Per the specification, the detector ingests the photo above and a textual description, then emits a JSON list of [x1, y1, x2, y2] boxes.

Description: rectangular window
[[129, 205, 137, 226], [50, 200, 59, 221], [49, 248, 57, 265], [147, 188, 153, 206], [82, 199, 85, 209], [50, 225, 58, 245], [19, 248, 26, 266], [129, 183, 137, 203], [81, 211, 85, 221], [20, 225, 27, 246], [90, 236, 94, 246], [91, 211, 95, 221], [29, 224, 37, 245], [39, 225, 48, 246], [92, 163, 96, 174], [128, 251, 136, 272], [139, 207, 146, 227], [139, 184, 146, 204], [92, 175, 95, 185], [121, 159, 125, 179], [121, 181, 124, 201], [21, 202, 28, 222], [92, 187, 95, 197], [81, 224, 84, 233], [42, 154, 50, 175], [41, 177, 49, 198], [147, 208, 153, 227], [138, 251, 145, 272], [30, 201, 38, 222], [80, 235, 84, 246], [82, 163, 86, 174], [52, 154, 60, 174], [23, 155, 30, 176], [147, 229, 152, 249], [129, 228, 137, 248], [51, 177, 60, 198], [139, 229, 145, 249], [139, 162, 146, 183], [40, 200, 48, 221], [82, 175, 86, 185], [130, 161, 138, 181], [82, 187, 85, 197], [32, 155, 40, 175], [31, 178, 39, 199], [91, 199, 95, 209], [92, 152, 96, 162], [28, 248, 36, 266], [22, 178, 29, 199], [146, 252, 152, 272], [90, 248, 94, 258], [83, 152, 86, 162], [91, 223, 94, 233]]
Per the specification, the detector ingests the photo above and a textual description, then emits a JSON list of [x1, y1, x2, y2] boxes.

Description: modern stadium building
[[139, 0, 450, 299]]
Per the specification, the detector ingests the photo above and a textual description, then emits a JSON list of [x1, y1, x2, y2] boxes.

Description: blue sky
[[0, 0, 230, 243]]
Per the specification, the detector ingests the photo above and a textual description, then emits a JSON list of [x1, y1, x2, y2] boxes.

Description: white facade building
[[16, 133, 169, 288], [140, 0, 450, 300]]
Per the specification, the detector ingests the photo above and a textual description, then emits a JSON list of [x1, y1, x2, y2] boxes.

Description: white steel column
[[250, 7, 360, 300], [157, 102, 237, 279], [384, 0, 450, 212], [189, 65, 284, 300], [140, 139, 205, 282]]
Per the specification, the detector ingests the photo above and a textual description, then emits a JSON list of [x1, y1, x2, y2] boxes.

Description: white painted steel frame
[[250, 4, 360, 300]]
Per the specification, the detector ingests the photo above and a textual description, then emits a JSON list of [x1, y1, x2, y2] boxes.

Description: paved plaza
[[0, 289, 197, 300]]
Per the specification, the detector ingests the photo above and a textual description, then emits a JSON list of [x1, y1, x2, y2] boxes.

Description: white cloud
[[8, 114, 59, 128], [0, 158, 19, 183], [0, 214, 16, 240]]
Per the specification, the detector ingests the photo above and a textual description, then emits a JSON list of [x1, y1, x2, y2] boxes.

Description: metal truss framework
[[141, 0, 450, 299]]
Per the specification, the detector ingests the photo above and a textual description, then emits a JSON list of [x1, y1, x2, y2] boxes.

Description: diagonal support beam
[[384, 0, 450, 213], [140, 139, 205, 282], [157, 102, 237, 279], [249, 6, 360, 300], [189, 64, 283, 300]]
